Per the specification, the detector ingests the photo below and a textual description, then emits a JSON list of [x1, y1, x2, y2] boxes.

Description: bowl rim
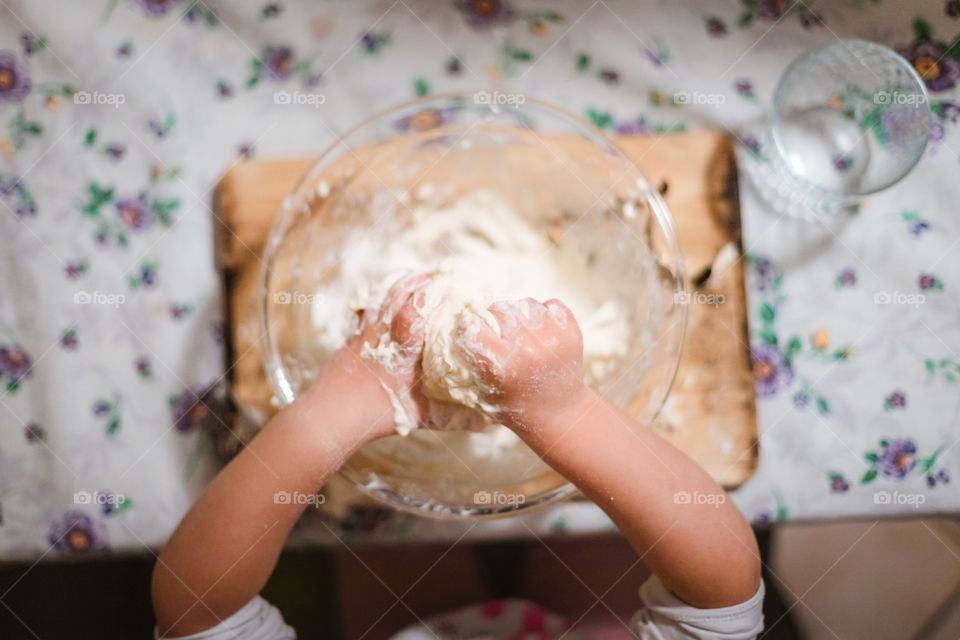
[[769, 37, 933, 198], [257, 90, 689, 519]]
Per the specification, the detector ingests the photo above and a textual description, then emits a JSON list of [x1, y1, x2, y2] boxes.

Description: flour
[[310, 188, 632, 435]]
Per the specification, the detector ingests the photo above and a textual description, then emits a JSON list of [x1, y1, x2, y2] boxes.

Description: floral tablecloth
[[1, 0, 958, 559]]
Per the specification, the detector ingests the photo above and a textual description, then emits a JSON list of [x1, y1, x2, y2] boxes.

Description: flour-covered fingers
[[390, 291, 426, 348]]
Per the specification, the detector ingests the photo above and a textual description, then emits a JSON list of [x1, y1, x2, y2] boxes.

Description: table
[[1, 0, 958, 559]]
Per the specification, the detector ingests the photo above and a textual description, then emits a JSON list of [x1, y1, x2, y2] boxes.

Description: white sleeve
[[630, 576, 765, 639], [155, 596, 296, 640]]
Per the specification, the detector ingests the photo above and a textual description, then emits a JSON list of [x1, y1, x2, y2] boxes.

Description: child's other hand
[[458, 298, 587, 431]]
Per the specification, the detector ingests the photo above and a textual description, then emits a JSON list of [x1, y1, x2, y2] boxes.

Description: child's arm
[[461, 298, 761, 609], [152, 278, 426, 637]]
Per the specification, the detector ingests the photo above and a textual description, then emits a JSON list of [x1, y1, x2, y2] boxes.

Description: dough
[[416, 272, 500, 413]]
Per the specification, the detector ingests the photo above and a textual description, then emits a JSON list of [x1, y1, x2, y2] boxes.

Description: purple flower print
[[837, 268, 857, 287], [126, 261, 158, 288], [829, 473, 850, 493], [880, 105, 920, 148], [446, 57, 463, 76], [735, 79, 754, 99], [104, 144, 126, 161], [643, 47, 666, 67], [599, 68, 620, 85], [92, 399, 111, 416], [755, 0, 789, 20], [148, 115, 175, 139], [909, 219, 931, 236], [170, 304, 192, 320], [948, 0, 960, 18], [454, 0, 514, 29], [744, 135, 761, 154], [832, 154, 854, 172], [752, 344, 794, 396], [924, 466, 949, 487], [133, 0, 180, 18], [24, 422, 44, 442], [877, 439, 916, 478], [263, 45, 294, 80], [98, 491, 128, 516], [60, 328, 78, 350], [751, 256, 774, 290], [116, 42, 133, 59], [0, 345, 32, 382], [140, 264, 157, 286], [939, 102, 960, 123], [65, 260, 87, 279], [0, 175, 36, 217], [359, 32, 391, 54], [261, 2, 283, 19], [135, 356, 152, 378], [48, 511, 108, 554], [884, 390, 906, 410], [897, 41, 960, 92], [919, 273, 941, 290], [615, 119, 649, 136], [929, 121, 945, 146], [171, 385, 226, 432], [0, 50, 31, 101], [116, 197, 151, 230], [705, 16, 727, 37], [20, 34, 41, 56]]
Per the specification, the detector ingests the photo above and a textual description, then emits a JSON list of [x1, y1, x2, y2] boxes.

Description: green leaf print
[[414, 78, 430, 97], [912, 17, 933, 41]]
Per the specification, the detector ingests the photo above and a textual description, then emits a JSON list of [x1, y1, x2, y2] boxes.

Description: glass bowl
[[259, 92, 687, 519]]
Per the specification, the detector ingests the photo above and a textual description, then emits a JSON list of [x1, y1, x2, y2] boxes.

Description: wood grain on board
[[213, 130, 758, 488]]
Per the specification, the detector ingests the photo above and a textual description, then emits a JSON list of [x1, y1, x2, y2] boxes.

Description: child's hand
[[458, 298, 587, 430], [312, 274, 430, 440]]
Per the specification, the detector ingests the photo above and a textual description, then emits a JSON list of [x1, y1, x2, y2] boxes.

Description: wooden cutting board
[[213, 130, 758, 488]]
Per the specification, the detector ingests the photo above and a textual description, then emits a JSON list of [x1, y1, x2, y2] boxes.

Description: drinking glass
[[746, 39, 932, 217]]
